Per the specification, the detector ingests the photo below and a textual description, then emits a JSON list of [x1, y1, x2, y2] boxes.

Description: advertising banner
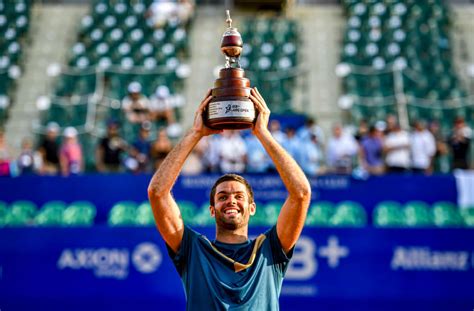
[[1, 227, 473, 311]]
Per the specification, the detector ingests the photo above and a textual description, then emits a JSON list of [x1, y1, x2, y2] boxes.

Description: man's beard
[[216, 211, 247, 230]]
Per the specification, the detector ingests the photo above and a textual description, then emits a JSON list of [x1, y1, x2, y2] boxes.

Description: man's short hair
[[209, 174, 254, 206]]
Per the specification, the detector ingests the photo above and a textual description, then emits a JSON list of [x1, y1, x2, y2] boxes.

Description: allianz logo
[[57, 242, 162, 280]]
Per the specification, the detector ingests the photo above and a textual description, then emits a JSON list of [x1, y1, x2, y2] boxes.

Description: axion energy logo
[[57, 242, 162, 279]]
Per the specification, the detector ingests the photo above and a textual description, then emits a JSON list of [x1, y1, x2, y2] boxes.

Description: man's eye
[[218, 196, 226, 201], [236, 195, 244, 200]]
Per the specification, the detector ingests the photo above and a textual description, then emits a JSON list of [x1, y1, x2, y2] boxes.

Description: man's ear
[[209, 205, 215, 217], [249, 202, 256, 216]]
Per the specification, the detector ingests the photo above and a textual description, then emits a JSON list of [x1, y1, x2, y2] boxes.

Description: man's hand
[[192, 89, 223, 137], [249, 87, 271, 136]]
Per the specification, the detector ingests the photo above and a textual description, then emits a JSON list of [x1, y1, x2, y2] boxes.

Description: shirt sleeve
[[265, 225, 294, 275], [166, 225, 196, 276]]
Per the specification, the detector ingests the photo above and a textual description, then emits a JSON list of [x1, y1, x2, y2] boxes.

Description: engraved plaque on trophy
[[204, 10, 256, 130]]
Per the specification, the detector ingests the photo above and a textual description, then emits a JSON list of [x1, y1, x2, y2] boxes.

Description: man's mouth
[[224, 208, 240, 216]]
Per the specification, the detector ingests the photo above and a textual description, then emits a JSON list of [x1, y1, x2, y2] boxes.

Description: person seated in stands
[[269, 119, 287, 145], [17, 137, 41, 175], [428, 120, 449, 173], [96, 120, 128, 173], [149, 85, 175, 126], [59, 127, 83, 177], [383, 122, 411, 173], [410, 120, 436, 174], [122, 82, 151, 124], [359, 125, 385, 175], [244, 130, 272, 173], [131, 121, 153, 173], [297, 117, 325, 146], [448, 116, 472, 170], [300, 133, 325, 176], [145, 0, 194, 28], [198, 135, 221, 173], [218, 130, 247, 173], [0, 129, 12, 176], [150, 127, 173, 170], [37, 121, 60, 175], [282, 127, 303, 165], [326, 124, 358, 174]]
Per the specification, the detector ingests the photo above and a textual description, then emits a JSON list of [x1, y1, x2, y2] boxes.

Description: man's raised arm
[[147, 90, 221, 253], [250, 88, 312, 254]]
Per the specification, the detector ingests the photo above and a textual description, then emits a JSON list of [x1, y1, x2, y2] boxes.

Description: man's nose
[[226, 196, 237, 205]]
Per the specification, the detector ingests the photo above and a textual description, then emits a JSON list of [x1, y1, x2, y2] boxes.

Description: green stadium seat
[[35, 201, 66, 226], [108, 201, 137, 226], [0, 201, 7, 227], [306, 201, 334, 227], [403, 201, 433, 227], [136, 201, 155, 226], [194, 203, 213, 226], [63, 201, 96, 226], [432, 202, 464, 227], [5, 200, 37, 226], [249, 201, 267, 226], [330, 201, 367, 227], [263, 202, 281, 226], [373, 201, 404, 227], [177, 200, 197, 224], [460, 207, 474, 227]]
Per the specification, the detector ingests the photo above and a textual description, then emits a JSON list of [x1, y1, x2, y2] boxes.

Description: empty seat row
[[0, 200, 96, 227], [374, 201, 474, 228]]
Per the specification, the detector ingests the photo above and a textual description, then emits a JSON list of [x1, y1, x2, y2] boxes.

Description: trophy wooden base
[[204, 68, 256, 130]]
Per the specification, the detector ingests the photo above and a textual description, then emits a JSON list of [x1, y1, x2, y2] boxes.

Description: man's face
[[210, 181, 256, 230]]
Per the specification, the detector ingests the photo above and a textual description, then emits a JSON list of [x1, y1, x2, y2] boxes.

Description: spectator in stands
[[122, 82, 152, 124], [146, 0, 194, 28], [269, 119, 287, 145], [96, 121, 127, 173], [244, 131, 271, 173], [282, 127, 302, 164], [385, 114, 398, 135], [354, 119, 369, 142], [59, 127, 83, 176], [428, 120, 449, 173], [448, 116, 472, 169], [326, 124, 358, 174], [17, 137, 41, 175], [0, 129, 12, 176], [299, 134, 325, 175], [410, 120, 436, 174], [150, 127, 173, 170], [131, 121, 153, 173], [383, 123, 411, 173], [37, 121, 60, 175], [359, 125, 385, 175], [199, 135, 221, 173], [182, 140, 205, 176], [297, 117, 325, 146], [149, 85, 175, 126], [219, 130, 247, 173]]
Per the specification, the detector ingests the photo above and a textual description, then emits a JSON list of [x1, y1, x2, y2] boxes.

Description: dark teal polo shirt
[[167, 225, 293, 310]]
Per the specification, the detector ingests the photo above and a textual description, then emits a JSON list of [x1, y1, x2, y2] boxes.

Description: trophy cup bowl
[[204, 11, 256, 130]]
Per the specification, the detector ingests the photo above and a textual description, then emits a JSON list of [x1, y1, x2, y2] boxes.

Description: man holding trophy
[[147, 11, 311, 310]]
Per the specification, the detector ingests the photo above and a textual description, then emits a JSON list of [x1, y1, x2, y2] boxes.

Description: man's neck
[[215, 226, 248, 244]]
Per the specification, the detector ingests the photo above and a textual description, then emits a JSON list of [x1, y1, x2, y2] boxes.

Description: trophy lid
[[222, 10, 242, 41]]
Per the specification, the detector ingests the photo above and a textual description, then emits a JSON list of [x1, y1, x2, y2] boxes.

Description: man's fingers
[[252, 87, 266, 105], [197, 94, 213, 113], [250, 95, 263, 112]]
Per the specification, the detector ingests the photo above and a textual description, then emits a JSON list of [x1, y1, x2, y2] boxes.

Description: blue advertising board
[[1, 227, 473, 311]]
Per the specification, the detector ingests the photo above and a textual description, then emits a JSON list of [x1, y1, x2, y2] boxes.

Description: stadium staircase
[[4, 3, 87, 153]]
